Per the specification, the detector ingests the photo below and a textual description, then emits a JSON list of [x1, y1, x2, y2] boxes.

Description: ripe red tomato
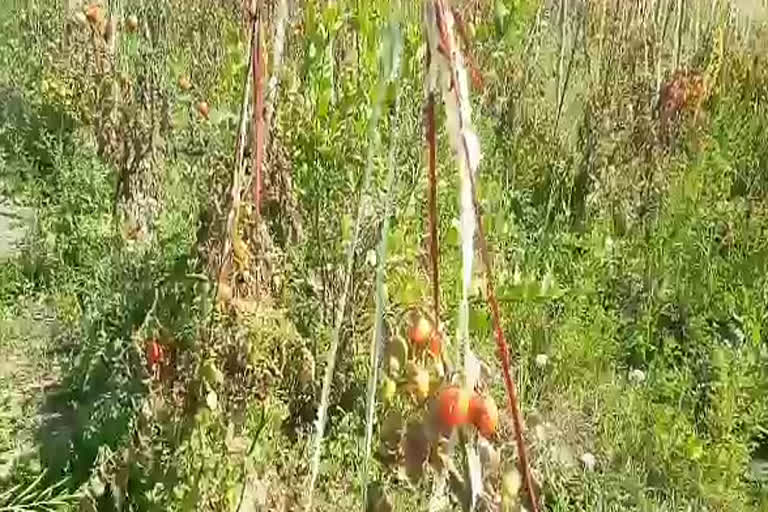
[[146, 339, 164, 367], [428, 330, 442, 358], [469, 394, 498, 438], [437, 386, 470, 428], [85, 4, 102, 26]]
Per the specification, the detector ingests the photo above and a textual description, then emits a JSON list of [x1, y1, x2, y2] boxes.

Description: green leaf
[[202, 359, 224, 386], [685, 435, 704, 461], [494, 0, 510, 37], [525, 278, 541, 300], [445, 221, 460, 248], [397, 277, 424, 306], [341, 213, 352, 242], [322, 3, 340, 28], [317, 87, 332, 119], [387, 226, 404, 254], [469, 305, 490, 334], [539, 270, 561, 298], [208, 108, 236, 126], [381, 22, 403, 84]]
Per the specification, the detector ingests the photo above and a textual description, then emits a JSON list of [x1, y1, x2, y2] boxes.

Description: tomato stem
[[426, 91, 439, 329]]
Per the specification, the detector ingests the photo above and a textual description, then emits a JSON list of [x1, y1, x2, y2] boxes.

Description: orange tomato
[[437, 386, 470, 428], [126, 15, 138, 33], [469, 394, 498, 438], [178, 75, 192, 91], [408, 312, 433, 346], [196, 101, 210, 119]]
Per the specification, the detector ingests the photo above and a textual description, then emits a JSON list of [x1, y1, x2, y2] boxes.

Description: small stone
[[629, 368, 646, 384], [366, 249, 377, 267], [206, 390, 218, 411], [580, 452, 596, 471]]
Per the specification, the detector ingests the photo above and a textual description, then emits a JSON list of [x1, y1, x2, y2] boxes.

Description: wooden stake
[[252, 12, 265, 242]]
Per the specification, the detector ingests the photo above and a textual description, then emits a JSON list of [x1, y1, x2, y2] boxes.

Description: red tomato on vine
[[146, 339, 164, 369]]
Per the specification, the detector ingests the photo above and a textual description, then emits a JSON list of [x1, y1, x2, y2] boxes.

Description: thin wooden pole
[[251, 12, 265, 239], [674, 0, 684, 70]]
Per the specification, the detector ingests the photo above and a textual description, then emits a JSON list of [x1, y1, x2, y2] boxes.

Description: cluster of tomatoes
[[378, 308, 500, 478], [437, 385, 498, 438], [75, 4, 210, 122], [74, 3, 138, 34], [176, 75, 209, 120], [382, 309, 498, 436]]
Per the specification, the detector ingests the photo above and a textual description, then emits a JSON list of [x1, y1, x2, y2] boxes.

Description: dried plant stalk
[[424, 1, 538, 510], [252, 15, 265, 237], [361, 21, 403, 510], [426, 90, 439, 326], [596, 0, 607, 82], [241, 0, 301, 245], [694, 0, 701, 50], [556, 7, 583, 133], [306, 22, 393, 510], [655, 0, 673, 108], [424, 4, 481, 508], [217, 17, 256, 292]]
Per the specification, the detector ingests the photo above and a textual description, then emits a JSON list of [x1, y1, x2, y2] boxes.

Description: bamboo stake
[[361, 76, 401, 512], [217, 18, 256, 294], [360, 18, 402, 510], [306, 20, 390, 509], [557, 0, 569, 109], [694, 0, 700, 51], [655, 0, 672, 107]]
